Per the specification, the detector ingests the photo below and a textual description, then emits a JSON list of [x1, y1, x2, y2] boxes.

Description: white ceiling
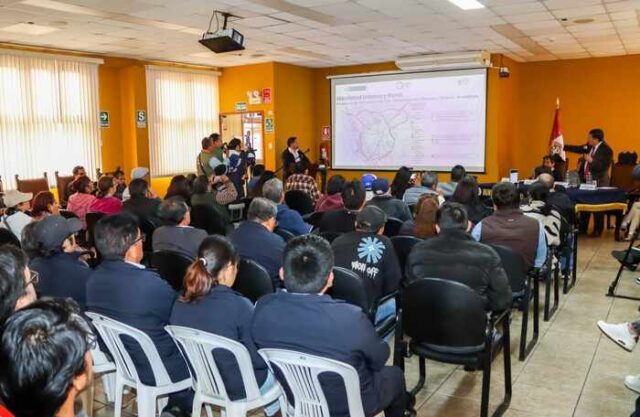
[[1, 0, 640, 67]]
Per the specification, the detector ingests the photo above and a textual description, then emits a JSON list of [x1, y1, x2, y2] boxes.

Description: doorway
[[219, 112, 264, 163]]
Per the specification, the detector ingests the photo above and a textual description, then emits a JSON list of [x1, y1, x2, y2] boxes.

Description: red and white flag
[[549, 98, 566, 161]]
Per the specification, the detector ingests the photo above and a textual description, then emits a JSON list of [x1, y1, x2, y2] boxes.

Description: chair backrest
[[139, 217, 158, 253], [318, 231, 342, 243], [302, 211, 324, 228], [259, 348, 366, 417], [489, 244, 527, 294], [233, 258, 274, 303], [390, 235, 422, 275], [15, 173, 49, 203], [151, 251, 194, 291], [85, 312, 173, 387], [54, 171, 74, 206], [190, 204, 227, 235], [330, 266, 375, 318], [611, 164, 635, 191], [165, 326, 262, 404], [383, 217, 403, 238], [274, 227, 296, 242], [85, 212, 106, 247], [285, 190, 314, 216], [402, 278, 487, 351]]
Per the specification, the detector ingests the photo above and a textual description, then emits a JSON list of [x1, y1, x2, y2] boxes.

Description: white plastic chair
[[165, 325, 285, 417], [258, 348, 367, 417], [85, 312, 192, 417], [82, 348, 117, 417]]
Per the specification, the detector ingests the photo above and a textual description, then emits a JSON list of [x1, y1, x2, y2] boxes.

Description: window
[[145, 66, 219, 177], [0, 51, 101, 189]]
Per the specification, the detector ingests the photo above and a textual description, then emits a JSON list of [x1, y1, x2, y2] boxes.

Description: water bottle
[[585, 171, 592, 184]]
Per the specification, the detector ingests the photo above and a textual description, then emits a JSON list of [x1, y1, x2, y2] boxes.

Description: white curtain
[[0, 50, 101, 189], [145, 66, 219, 177]]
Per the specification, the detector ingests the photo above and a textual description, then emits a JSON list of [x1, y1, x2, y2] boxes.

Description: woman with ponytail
[[88, 175, 122, 215], [170, 236, 280, 416]]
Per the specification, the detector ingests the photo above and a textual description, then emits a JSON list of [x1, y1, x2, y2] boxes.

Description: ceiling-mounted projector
[[396, 51, 491, 71], [199, 12, 245, 54]]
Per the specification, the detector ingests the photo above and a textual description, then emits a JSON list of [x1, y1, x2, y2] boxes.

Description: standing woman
[[67, 176, 97, 228], [89, 175, 123, 215], [170, 236, 280, 417]]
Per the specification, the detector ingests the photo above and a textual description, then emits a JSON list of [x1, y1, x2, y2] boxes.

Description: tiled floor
[[91, 231, 640, 416]]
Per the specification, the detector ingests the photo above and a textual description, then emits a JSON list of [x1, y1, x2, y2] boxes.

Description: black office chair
[[190, 204, 227, 235], [302, 211, 324, 228], [59, 210, 78, 219], [318, 231, 342, 243], [233, 258, 274, 303], [274, 227, 296, 242], [383, 217, 404, 238], [490, 244, 538, 361], [331, 266, 397, 339], [139, 217, 158, 265], [0, 228, 21, 248], [285, 190, 314, 216], [400, 278, 511, 417], [85, 212, 106, 249], [151, 251, 193, 291], [391, 236, 422, 277]]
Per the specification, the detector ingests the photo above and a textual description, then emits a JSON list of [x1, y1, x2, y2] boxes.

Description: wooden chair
[[55, 171, 75, 207], [15, 173, 49, 204]]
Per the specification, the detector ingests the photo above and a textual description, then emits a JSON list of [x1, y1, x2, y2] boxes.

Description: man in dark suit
[[229, 197, 286, 287], [122, 178, 161, 225], [281, 136, 308, 182], [86, 213, 192, 417], [564, 128, 614, 236], [152, 198, 207, 259], [252, 234, 413, 417]]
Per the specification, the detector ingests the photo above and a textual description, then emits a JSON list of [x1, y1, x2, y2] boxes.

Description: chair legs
[[192, 392, 203, 417], [518, 276, 539, 361], [113, 377, 124, 417], [481, 313, 512, 417], [543, 258, 560, 322], [409, 357, 426, 397]]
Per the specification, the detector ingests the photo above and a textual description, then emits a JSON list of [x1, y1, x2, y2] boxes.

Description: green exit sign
[[99, 111, 109, 128]]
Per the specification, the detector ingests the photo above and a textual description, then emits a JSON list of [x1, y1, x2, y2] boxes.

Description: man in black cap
[[29, 215, 91, 310], [331, 205, 402, 324]]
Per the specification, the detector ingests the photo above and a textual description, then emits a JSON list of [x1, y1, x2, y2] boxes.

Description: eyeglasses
[[25, 270, 39, 288]]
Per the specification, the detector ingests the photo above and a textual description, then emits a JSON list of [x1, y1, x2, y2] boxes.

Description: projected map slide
[[331, 69, 487, 172]]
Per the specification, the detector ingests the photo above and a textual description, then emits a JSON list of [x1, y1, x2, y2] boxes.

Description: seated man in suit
[[262, 177, 311, 236], [86, 213, 191, 417], [0, 299, 94, 417], [123, 178, 161, 226], [472, 182, 547, 269], [252, 234, 412, 417], [365, 178, 412, 222], [229, 197, 285, 287], [318, 180, 366, 234], [30, 215, 90, 310], [153, 198, 207, 259], [332, 205, 402, 322], [408, 203, 512, 312]]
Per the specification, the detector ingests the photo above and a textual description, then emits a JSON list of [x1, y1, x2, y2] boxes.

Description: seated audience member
[[317, 180, 366, 234], [403, 171, 442, 205], [31, 191, 61, 221], [226, 138, 248, 201], [153, 198, 207, 259], [472, 182, 547, 269], [536, 172, 575, 222], [89, 175, 123, 215], [0, 245, 37, 325], [122, 167, 157, 201], [451, 175, 491, 225], [622, 165, 640, 241], [190, 175, 231, 224], [263, 178, 311, 236], [229, 198, 285, 287], [86, 213, 191, 417], [315, 175, 346, 212], [332, 206, 402, 323], [211, 164, 239, 205], [67, 176, 97, 228], [407, 203, 511, 312], [247, 164, 265, 196], [164, 174, 193, 203], [170, 236, 279, 416], [0, 299, 93, 417], [0, 190, 33, 239], [438, 165, 466, 198], [30, 216, 89, 310], [534, 155, 561, 182], [285, 160, 321, 204], [122, 178, 161, 226], [390, 166, 413, 200], [252, 235, 411, 417], [62, 165, 86, 204], [366, 178, 412, 222], [521, 182, 562, 247], [250, 170, 276, 199], [399, 194, 439, 239]]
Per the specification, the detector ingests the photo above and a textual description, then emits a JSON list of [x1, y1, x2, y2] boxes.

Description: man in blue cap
[[366, 178, 412, 221]]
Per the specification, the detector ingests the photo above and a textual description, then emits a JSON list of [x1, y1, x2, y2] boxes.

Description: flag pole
[[556, 97, 560, 109]]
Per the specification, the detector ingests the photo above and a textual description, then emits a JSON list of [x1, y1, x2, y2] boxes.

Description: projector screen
[[331, 68, 487, 172]]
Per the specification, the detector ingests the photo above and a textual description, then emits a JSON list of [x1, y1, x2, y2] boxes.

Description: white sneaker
[[635, 277, 640, 286], [597, 321, 637, 352], [625, 375, 640, 394]]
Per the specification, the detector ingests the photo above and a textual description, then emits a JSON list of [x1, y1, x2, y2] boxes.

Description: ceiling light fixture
[[447, 0, 485, 10], [1, 22, 59, 35]]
